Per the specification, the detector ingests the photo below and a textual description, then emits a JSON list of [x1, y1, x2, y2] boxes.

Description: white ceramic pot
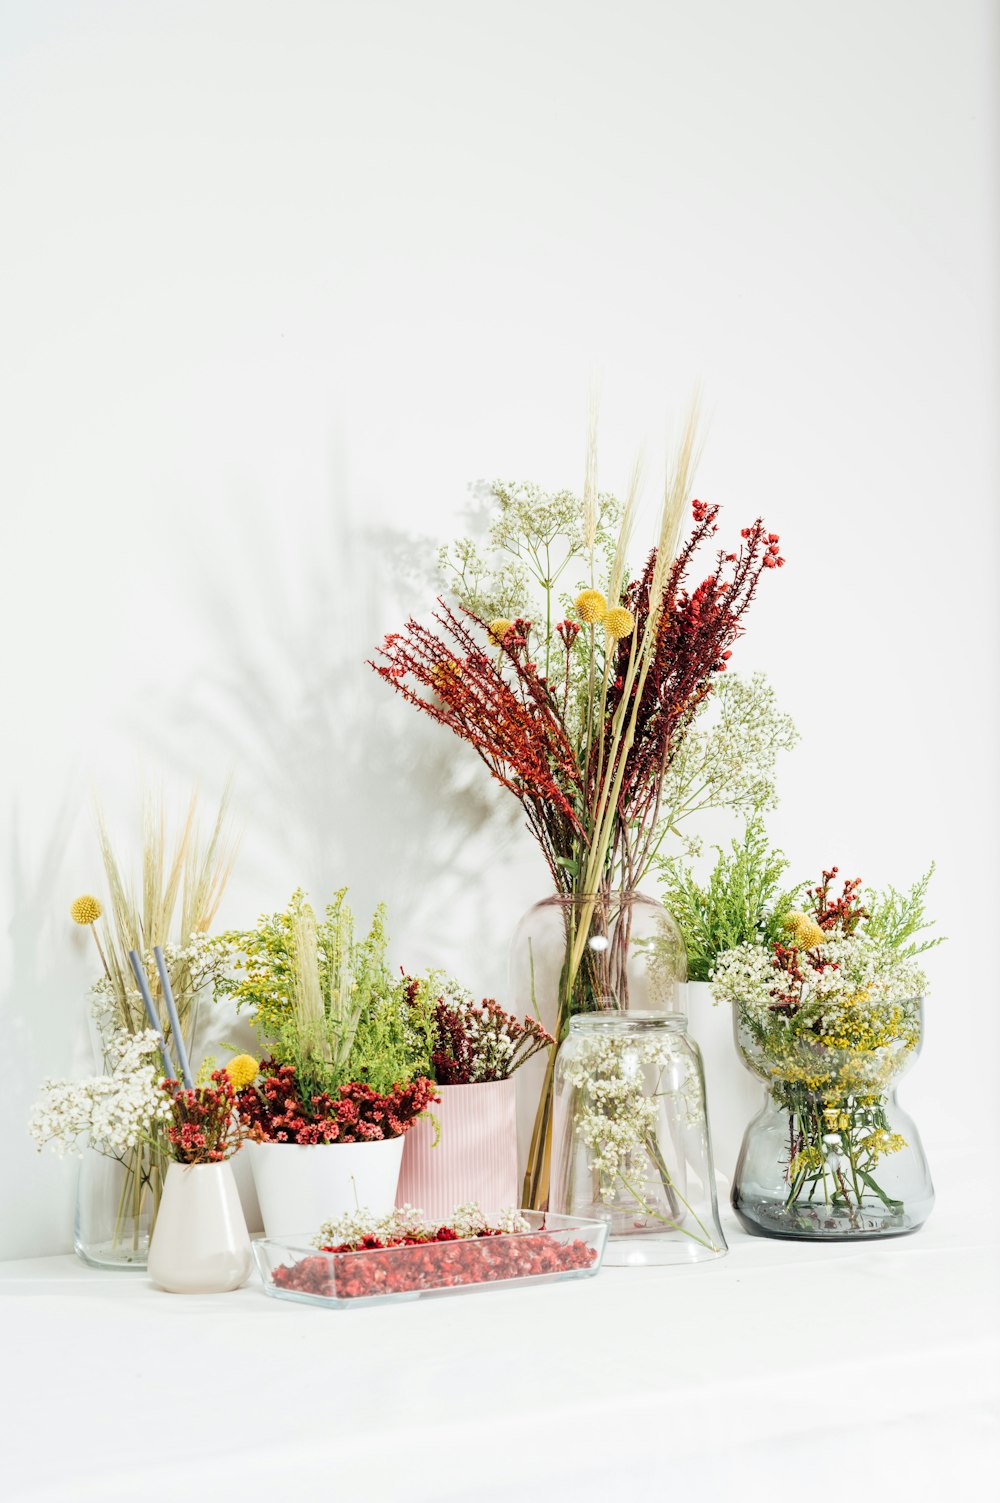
[[147, 1161, 252, 1294], [395, 1078, 519, 1222], [249, 1136, 405, 1240], [686, 981, 764, 1190]]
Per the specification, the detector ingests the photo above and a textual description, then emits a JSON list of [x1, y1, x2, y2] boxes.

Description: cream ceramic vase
[[686, 980, 763, 1190], [395, 1078, 519, 1222], [249, 1137, 405, 1240], [147, 1161, 252, 1294]]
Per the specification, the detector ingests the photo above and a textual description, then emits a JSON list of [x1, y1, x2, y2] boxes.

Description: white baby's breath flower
[[29, 1030, 170, 1159]]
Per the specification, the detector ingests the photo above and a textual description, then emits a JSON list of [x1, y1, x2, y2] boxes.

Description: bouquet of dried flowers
[[161, 1066, 261, 1164], [370, 413, 785, 1205], [31, 790, 237, 1262]]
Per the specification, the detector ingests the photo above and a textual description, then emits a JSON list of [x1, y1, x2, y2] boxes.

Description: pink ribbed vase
[[396, 1078, 519, 1222]]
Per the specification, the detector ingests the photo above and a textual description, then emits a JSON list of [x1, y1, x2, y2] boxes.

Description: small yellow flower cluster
[[70, 895, 103, 926], [225, 1055, 260, 1092], [789, 1145, 825, 1178], [863, 1128, 908, 1165], [487, 618, 513, 645]]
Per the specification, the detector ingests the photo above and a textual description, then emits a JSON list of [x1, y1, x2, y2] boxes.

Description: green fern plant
[[862, 864, 945, 961], [657, 817, 805, 981], [216, 889, 435, 1094]]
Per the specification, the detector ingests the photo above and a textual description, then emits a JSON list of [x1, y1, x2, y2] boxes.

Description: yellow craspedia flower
[[225, 1055, 260, 1092], [604, 607, 636, 642], [70, 895, 103, 926], [574, 589, 607, 625], [487, 618, 513, 645], [783, 912, 826, 950]]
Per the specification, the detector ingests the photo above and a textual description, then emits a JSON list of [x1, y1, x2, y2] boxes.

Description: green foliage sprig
[[658, 817, 805, 981], [862, 865, 945, 962], [215, 890, 435, 1097]]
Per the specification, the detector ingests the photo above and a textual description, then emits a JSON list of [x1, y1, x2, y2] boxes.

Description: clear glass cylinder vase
[[74, 1141, 168, 1269], [73, 1008, 169, 1269], [550, 1013, 726, 1265], [731, 997, 934, 1240], [510, 891, 689, 1210]]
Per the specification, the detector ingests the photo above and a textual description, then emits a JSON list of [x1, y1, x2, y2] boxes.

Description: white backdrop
[[1, 0, 996, 1260]]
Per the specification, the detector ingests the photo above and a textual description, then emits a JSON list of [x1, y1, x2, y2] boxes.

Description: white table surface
[[3, 1156, 998, 1503]]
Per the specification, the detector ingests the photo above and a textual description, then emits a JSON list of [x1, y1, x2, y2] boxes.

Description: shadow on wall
[[127, 470, 530, 988], [0, 795, 87, 1258]]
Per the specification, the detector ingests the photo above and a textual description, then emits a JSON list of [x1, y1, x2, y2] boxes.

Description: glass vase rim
[[732, 992, 926, 1013], [568, 1010, 688, 1033], [533, 889, 666, 905]]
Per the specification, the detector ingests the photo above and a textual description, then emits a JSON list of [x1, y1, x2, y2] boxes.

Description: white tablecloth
[[3, 1160, 997, 1503]]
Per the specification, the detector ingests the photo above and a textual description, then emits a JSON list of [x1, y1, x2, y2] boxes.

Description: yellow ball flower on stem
[[574, 589, 607, 625], [70, 895, 103, 926], [783, 912, 826, 950], [487, 618, 513, 645], [604, 607, 636, 642], [70, 893, 111, 980], [225, 1055, 260, 1092]]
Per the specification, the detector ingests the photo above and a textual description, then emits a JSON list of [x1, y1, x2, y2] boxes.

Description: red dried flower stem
[[370, 602, 588, 890]]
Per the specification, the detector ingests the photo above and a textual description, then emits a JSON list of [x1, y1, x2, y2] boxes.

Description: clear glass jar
[[550, 1013, 727, 1265], [509, 891, 688, 1210], [74, 1142, 167, 1269], [731, 996, 934, 1239]]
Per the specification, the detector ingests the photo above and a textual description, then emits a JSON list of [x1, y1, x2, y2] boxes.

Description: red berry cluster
[[234, 1062, 438, 1145], [811, 867, 867, 935], [272, 1227, 597, 1300]]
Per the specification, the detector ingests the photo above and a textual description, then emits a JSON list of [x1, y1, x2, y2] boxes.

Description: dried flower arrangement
[[370, 411, 785, 1205], [161, 1068, 260, 1165], [30, 790, 238, 1261]]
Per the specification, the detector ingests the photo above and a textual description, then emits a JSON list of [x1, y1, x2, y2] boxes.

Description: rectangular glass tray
[[252, 1211, 609, 1309]]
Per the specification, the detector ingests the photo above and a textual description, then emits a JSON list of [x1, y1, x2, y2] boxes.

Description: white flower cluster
[[29, 1030, 171, 1159], [314, 1202, 529, 1249], [711, 933, 926, 1019], [658, 672, 799, 854], [462, 1011, 516, 1083], [561, 1034, 699, 1204]]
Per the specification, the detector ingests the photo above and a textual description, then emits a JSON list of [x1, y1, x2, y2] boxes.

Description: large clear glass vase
[[509, 890, 688, 1211], [550, 1013, 726, 1264], [731, 996, 934, 1240]]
